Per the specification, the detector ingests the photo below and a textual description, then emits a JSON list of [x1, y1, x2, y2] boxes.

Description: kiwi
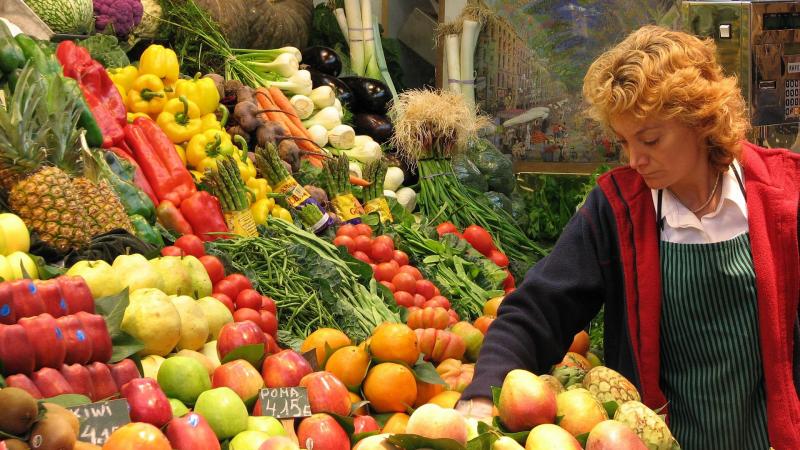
[[0, 388, 40, 435], [40, 404, 79, 437], [27, 415, 76, 450], [2, 439, 31, 450]]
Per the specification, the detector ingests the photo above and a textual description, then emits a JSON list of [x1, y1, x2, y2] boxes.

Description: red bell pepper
[[80, 85, 125, 148], [157, 200, 194, 236], [134, 117, 196, 201], [125, 123, 179, 202], [109, 146, 158, 204], [179, 191, 229, 241]]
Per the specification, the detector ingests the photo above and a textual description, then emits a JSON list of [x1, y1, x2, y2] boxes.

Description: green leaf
[[42, 394, 92, 408], [490, 417, 529, 445], [575, 432, 590, 447], [466, 432, 497, 450], [109, 331, 144, 363], [220, 343, 265, 367], [302, 348, 320, 371], [95, 288, 131, 338], [603, 401, 619, 419], [351, 401, 370, 416], [491, 386, 502, 407], [330, 412, 355, 436], [413, 360, 446, 385], [372, 412, 396, 427], [387, 434, 466, 450]]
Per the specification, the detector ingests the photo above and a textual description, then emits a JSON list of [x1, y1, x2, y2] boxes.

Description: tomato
[[503, 270, 516, 290], [259, 310, 278, 337], [353, 235, 373, 254], [370, 241, 394, 263], [233, 308, 266, 330], [261, 296, 277, 315], [213, 279, 240, 303], [488, 249, 510, 268], [413, 294, 426, 307], [160, 245, 184, 257], [398, 265, 423, 281], [436, 222, 460, 237], [212, 292, 235, 314], [462, 225, 495, 255], [415, 279, 437, 299], [373, 235, 395, 251], [374, 262, 399, 282], [225, 273, 253, 293], [392, 250, 409, 266], [393, 291, 414, 308], [428, 295, 451, 309], [355, 223, 373, 237], [353, 251, 372, 264], [333, 235, 356, 253], [174, 234, 205, 257], [380, 281, 396, 292], [337, 224, 359, 238], [236, 289, 263, 310], [103, 422, 171, 450], [199, 255, 225, 284], [391, 272, 417, 294]]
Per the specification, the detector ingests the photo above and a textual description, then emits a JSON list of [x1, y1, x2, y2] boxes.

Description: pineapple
[[71, 177, 133, 236], [583, 366, 642, 404], [615, 401, 681, 450]]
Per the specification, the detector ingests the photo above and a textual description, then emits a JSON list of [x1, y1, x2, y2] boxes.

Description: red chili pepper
[[125, 123, 180, 202], [157, 200, 194, 236], [179, 191, 229, 241], [80, 85, 125, 148], [134, 117, 196, 201], [108, 146, 158, 204]]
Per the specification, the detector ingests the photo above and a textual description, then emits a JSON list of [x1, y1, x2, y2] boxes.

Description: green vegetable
[[204, 156, 250, 212], [88, 150, 157, 223], [0, 21, 24, 75], [24, 0, 94, 34], [129, 214, 165, 247], [77, 35, 131, 69], [14, 35, 60, 75]]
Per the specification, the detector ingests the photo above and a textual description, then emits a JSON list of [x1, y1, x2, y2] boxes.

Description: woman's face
[[609, 114, 706, 190]]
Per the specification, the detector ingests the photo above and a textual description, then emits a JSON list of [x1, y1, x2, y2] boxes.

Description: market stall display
[[0, 2, 675, 449]]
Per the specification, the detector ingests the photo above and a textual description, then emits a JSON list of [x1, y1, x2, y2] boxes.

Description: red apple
[[60, 363, 95, 400], [174, 234, 206, 258], [18, 313, 66, 370], [121, 378, 172, 428], [217, 321, 267, 361], [353, 416, 380, 435], [34, 279, 68, 318], [261, 350, 313, 388], [212, 359, 264, 406], [258, 436, 300, 450], [9, 279, 45, 319], [87, 362, 118, 401], [161, 245, 185, 257], [299, 372, 351, 416], [56, 315, 93, 365], [212, 293, 235, 314], [585, 420, 648, 450], [234, 308, 266, 329], [166, 412, 222, 450], [297, 414, 349, 450], [110, 359, 141, 391], [261, 296, 277, 315], [32, 367, 74, 398], [199, 255, 225, 284], [0, 323, 35, 375], [264, 333, 280, 355], [259, 310, 278, 337], [74, 312, 113, 363], [5, 374, 42, 398], [236, 289, 263, 310]]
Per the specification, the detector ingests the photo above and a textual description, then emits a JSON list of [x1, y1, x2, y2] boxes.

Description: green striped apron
[[659, 233, 770, 449]]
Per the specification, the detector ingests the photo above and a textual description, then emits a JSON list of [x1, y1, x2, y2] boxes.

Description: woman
[[457, 25, 800, 449]]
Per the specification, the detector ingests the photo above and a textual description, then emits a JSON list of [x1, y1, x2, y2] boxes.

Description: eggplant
[[301, 46, 342, 77], [339, 76, 392, 115], [353, 113, 393, 144], [309, 70, 355, 110]]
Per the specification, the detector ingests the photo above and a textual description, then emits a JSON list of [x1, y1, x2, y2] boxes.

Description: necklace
[[682, 172, 721, 214]]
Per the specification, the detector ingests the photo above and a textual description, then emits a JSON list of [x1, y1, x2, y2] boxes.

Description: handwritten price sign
[[259, 387, 312, 419], [67, 399, 131, 445]]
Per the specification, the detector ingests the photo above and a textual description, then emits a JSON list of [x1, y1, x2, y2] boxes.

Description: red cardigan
[[597, 143, 800, 448]]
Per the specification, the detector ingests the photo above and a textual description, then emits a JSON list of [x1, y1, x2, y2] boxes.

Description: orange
[[382, 413, 410, 434], [363, 362, 417, 413], [427, 390, 461, 409], [568, 331, 590, 356], [300, 328, 352, 367], [369, 323, 419, 365], [325, 345, 371, 391], [483, 296, 504, 317], [102, 423, 171, 450], [349, 391, 368, 416], [414, 379, 445, 407]]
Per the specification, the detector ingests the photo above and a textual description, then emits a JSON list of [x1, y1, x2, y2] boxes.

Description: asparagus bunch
[[206, 157, 250, 212]]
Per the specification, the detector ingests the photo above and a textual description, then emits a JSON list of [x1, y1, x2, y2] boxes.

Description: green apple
[[247, 417, 286, 437], [6, 252, 38, 279], [150, 257, 193, 296], [0, 255, 14, 281], [114, 254, 163, 291], [0, 213, 30, 254], [66, 260, 122, 298], [141, 354, 166, 379], [168, 295, 209, 351], [230, 431, 272, 450], [175, 349, 216, 377], [169, 398, 190, 418], [201, 340, 222, 368], [196, 297, 234, 341], [194, 387, 249, 439], [122, 288, 181, 356], [157, 356, 211, 405], [182, 256, 212, 298]]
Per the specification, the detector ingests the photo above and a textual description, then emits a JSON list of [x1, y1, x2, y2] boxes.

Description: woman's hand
[[455, 397, 494, 422]]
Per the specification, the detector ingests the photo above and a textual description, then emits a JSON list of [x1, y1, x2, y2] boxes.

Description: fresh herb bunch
[[204, 157, 249, 212]]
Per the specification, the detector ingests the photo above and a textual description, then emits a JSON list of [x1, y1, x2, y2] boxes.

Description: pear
[[141, 355, 166, 379], [196, 297, 234, 341], [181, 256, 213, 298], [6, 252, 37, 279], [150, 257, 193, 296], [0, 256, 13, 281], [66, 260, 121, 298], [121, 288, 181, 356], [169, 295, 209, 351], [113, 254, 163, 292], [201, 341, 222, 369]]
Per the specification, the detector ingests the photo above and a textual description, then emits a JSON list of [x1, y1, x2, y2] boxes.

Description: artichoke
[[614, 401, 681, 450], [583, 366, 642, 404], [551, 364, 586, 388]]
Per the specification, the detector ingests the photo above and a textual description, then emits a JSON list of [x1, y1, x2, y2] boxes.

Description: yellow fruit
[[0, 256, 13, 281], [382, 413, 410, 434], [427, 391, 461, 409], [6, 252, 38, 279]]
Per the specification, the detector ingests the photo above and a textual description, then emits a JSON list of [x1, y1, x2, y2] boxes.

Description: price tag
[[259, 387, 312, 419], [67, 399, 131, 445]]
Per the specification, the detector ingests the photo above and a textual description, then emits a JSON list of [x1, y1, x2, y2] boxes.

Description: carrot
[[268, 87, 315, 140], [255, 89, 324, 167], [350, 175, 372, 187]]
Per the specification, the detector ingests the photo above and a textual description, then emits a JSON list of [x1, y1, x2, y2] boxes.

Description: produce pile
[[0, 2, 674, 449]]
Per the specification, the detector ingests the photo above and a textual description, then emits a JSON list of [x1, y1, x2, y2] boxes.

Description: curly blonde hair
[[582, 25, 750, 172]]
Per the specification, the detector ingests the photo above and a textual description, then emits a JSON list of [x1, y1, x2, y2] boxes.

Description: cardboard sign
[[67, 399, 131, 445], [259, 387, 312, 419]]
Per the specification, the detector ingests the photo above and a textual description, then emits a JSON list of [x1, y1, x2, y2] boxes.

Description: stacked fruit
[[0, 387, 93, 450], [6, 359, 138, 403], [436, 222, 516, 293], [0, 213, 39, 281]]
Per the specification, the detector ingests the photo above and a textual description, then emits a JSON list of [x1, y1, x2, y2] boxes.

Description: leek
[[371, 18, 398, 102], [362, 0, 381, 80], [460, 20, 480, 108], [445, 34, 462, 94], [345, 0, 365, 76], [334, 8, 350, 41]]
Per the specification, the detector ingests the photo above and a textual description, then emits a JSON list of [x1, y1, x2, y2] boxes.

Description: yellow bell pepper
[[271, 206, 293, 222], [236, 153, 257, 182], [174, 73, 221, 116], [156, 96, 203, 144], [174, 144, 187, 166], [190, 170, 205, 182], [108, 66, 139, 95], [246, 178, 271, 201], [127, 74, 168, 115], [250, 199, 271, 225], [138, 45, 180, 84], [201, 112, 222, 131], [186, 128, 235, 169]]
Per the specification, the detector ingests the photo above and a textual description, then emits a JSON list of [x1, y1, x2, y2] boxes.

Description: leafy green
[[95, 288, 145, 361], [77, 35, 130, 68]]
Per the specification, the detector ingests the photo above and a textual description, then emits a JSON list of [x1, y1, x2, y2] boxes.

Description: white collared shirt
[[651, 161, 749, 244]]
